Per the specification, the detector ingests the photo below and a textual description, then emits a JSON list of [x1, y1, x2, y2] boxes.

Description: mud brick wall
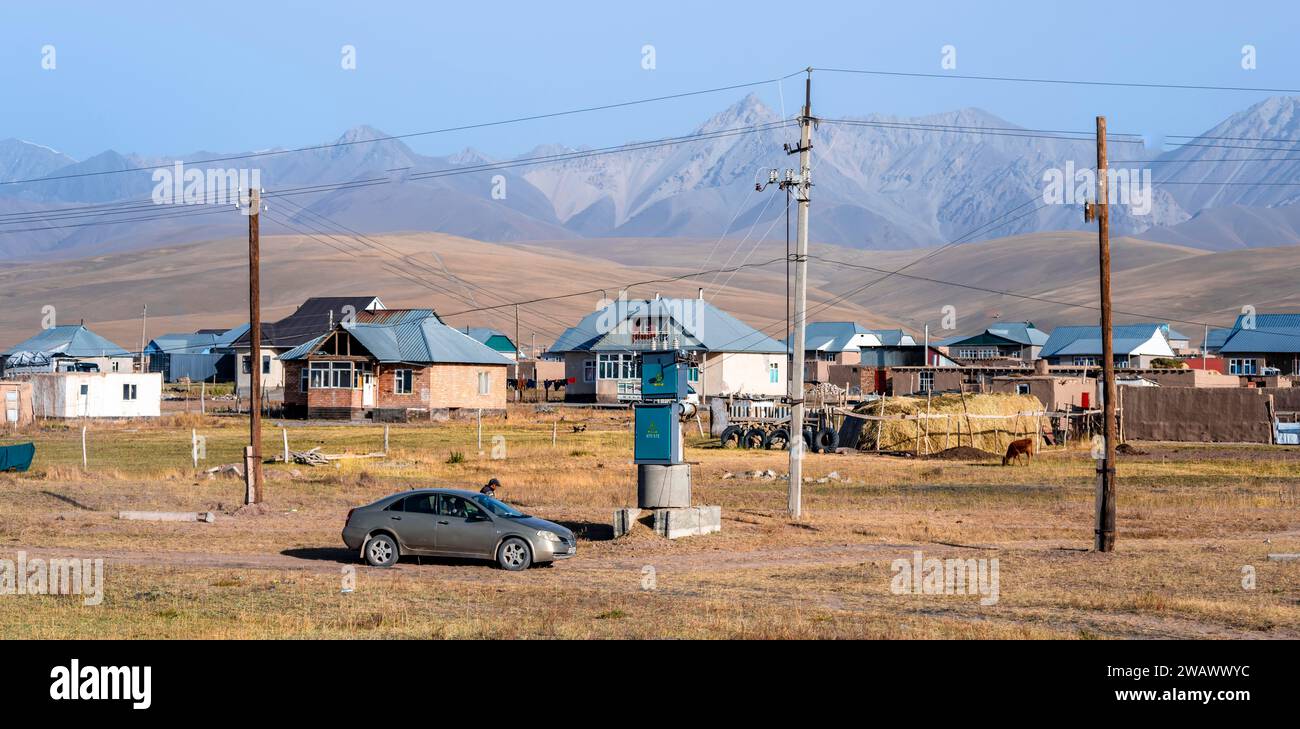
[[1121, 387, 1272, 443]]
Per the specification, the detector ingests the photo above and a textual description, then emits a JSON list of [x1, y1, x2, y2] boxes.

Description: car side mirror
[[467, 513, 489, 522]]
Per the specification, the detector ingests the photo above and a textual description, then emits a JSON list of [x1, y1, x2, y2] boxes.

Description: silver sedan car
[[342, 488, 576, 571]]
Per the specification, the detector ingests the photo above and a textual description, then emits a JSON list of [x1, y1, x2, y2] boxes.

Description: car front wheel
[[497, 537, 533, 571], [364, 533, 399, 567]]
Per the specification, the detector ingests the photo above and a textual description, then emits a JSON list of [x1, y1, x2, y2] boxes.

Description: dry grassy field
[[1, 405, 1297, 639]]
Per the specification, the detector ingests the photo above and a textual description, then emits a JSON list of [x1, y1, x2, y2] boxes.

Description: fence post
[[552, 419, 558, 448], [200, 380, 206, 415], [477, 408, 482, 451], [192, 428, 198, 468], [81, 425, 87, 468], [283, 428, 289, 463], [384, 424, 389, 454]]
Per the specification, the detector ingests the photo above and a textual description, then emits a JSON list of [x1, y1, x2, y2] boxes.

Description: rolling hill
[[1, 230, 1297, 354]]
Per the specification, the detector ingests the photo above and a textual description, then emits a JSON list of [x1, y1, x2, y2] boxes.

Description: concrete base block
[[612, 508, 642, 539], [637, 463, 691, 508], [652, 505, 722, 540]]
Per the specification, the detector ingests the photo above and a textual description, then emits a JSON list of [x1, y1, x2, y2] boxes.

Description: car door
[[387, 494, 439, 552], [434, 494, 498, 557]]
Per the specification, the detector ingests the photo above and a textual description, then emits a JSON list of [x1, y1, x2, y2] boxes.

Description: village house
[[231, 296, 384, 398], [279, 309, 510, 420], [934, 321, 1050, 364], [1039, 323, 1177, 368], [1214, 313, 1300, 376], [1, 324, 135, 377], [463, 327, 519, 360], [794, 322, 925, 394], [547, 294, 787, 403]]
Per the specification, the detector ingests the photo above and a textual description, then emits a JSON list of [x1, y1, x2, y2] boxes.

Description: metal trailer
[[715, 398, 844, 453]]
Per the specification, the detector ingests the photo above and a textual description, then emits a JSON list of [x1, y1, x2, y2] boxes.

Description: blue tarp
[[0, 442, 35, 472]]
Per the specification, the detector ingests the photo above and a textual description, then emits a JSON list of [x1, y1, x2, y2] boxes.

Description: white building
[[27, 372, 162, 418]]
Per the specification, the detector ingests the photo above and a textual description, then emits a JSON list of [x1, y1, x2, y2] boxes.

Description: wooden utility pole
[[245, 187, 264, 505], [1086, 116, 1117, 552], [787, 70, 814, 519]]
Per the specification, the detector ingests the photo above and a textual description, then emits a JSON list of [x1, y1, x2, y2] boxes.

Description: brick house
[[280, 309, 511, 420]]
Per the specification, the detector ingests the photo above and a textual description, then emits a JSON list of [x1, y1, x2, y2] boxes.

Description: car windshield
[[473, 494, 527, 518]]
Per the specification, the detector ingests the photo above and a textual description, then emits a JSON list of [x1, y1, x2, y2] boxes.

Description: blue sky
[[1, 0, 1296, 160]]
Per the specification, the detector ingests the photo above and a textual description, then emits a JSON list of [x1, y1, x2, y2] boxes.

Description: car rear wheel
[[363, 533, 399, 567], [497, 537, 533, 571]]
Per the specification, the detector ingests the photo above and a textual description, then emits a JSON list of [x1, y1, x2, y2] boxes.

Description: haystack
[[851, 393, 1045, 454]]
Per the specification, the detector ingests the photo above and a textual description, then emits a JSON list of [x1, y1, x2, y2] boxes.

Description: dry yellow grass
[[0, 404, 1297, 639]]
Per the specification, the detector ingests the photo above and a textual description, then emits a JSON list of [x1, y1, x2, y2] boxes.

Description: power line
[[0, 121, 794, 236], [815, 66, 1300, 94], [0, 72, 805, 187]]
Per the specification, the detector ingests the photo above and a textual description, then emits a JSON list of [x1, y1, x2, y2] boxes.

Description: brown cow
[[1002, 438, 1034, 466]]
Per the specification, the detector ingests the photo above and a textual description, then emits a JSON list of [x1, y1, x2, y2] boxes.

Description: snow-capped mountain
[[2, 94, 1299, 259]]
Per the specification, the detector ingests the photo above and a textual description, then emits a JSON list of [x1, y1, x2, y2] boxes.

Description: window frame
[[393, 368, 413, 394], [122, 383, 138, 401]]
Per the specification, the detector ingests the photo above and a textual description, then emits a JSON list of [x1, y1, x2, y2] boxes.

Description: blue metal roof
[[281, 310, 511, 365], [1040, 323, 1173, 358], [548, 298, 786, 354], [801, 322, 916, 350], [146, 332, 220, 355], [937, 321, 1048, 348], [3, 325, 130, 357], [1218, 314, 1300, 354], [1205, 327, 1233, 350]]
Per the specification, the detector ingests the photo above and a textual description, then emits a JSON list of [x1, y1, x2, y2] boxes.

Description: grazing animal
[[571, 424, 587, 433], [1002, 438, 1034, 466]]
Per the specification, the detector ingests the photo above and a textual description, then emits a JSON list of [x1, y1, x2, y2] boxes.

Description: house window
[[919, 371, 934, 393], [309, 361, 354, 389], [1229, 358, 1257, 375], [769, 362, 780, 384], [1015, 383, 1031, 395], [597, 353, 639, 380], [1114, 356, 1130, 368], [1073, 356, 1098, 367], [687, 365, 700, 383], [111, 360, 119, 372], [394, 369, 413, 394], [478, 371, 490, 396], [957, 347, 999, 360], [583, 359, 595, 383], [300, 367, 309, 393], [262, 355, 272, 374], [122, 383, 137, 401]]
